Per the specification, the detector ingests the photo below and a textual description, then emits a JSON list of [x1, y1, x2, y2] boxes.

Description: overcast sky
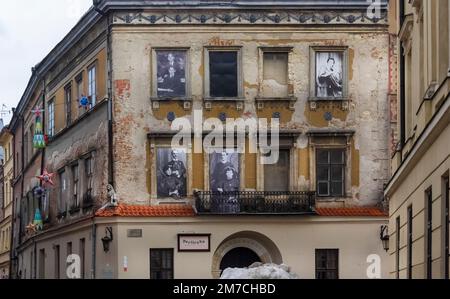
[[0, 0, 93, 125]]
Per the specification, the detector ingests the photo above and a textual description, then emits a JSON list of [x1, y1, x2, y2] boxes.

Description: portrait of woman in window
[[316, 52, 343, 98]]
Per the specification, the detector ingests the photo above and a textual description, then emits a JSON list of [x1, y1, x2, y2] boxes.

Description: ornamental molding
[[112, 11, 388, 26]]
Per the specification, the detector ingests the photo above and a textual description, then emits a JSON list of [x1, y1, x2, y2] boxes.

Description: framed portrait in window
[[209, 150, 240, 193], [153, 49, 189, 99], [310, 47, 348, 100], [156, 148, 187, 199]]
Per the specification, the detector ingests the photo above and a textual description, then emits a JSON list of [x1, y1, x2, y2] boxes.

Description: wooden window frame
[[316, 148, 346, 198], [315, 249, 339, 279]]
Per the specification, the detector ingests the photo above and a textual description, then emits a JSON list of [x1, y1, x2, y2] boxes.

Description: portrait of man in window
[[316, 52, 344, 98], [157, 149, 187, 199], [210, 150, 240, 192], [210, 150, 240, 213], [156, 51, 186, 98]]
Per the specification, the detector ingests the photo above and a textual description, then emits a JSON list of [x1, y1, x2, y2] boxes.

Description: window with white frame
[[88, 64, 97, 107], [47, 99, 55, 137]]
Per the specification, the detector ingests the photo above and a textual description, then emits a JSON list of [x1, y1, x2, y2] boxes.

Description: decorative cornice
[[113, 11, 388, 26]]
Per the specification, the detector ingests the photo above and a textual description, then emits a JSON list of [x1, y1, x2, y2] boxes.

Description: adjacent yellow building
[[0, 126, 13, 279], [386, 0, 450, 279]]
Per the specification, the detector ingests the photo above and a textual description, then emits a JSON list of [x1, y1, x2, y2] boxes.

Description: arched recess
[[211, 231, 283, 278]]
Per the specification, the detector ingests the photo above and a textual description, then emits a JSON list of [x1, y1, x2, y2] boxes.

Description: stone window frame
[[309, 46, 350, 106], [203, 146, 246, 192], [203, 46, 245, 103], [149, 138, 192, 205], [256, 46, 297, 111], [308, 131, 354, 200], [150, 47, 192, 108]]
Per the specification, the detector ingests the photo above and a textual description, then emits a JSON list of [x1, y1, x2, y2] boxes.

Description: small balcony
[[194, 191, 316, 215]]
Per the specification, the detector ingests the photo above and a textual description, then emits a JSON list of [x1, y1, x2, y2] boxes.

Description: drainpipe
[[106, 11, 114, 187], [95, 0, 114, 187]]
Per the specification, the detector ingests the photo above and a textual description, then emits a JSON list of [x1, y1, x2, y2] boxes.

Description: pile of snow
[[220, 263, 299, 279]]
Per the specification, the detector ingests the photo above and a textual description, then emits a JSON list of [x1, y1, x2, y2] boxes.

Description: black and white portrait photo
[[209, 150, 240, 213], [210, 150, 240, 193], [157, 50, 187, 98], [157, 148, 187, 199], [316, 52, 344, 98]]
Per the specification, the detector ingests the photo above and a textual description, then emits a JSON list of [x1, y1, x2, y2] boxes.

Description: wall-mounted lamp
[[102, 227, 113, 253], [380, 225, 389, 252]]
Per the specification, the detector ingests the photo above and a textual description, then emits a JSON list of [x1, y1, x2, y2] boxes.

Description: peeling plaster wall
[[111, 26, 390, 206], [45, 103, 109, 223]]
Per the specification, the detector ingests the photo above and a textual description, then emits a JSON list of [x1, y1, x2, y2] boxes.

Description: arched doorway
[[211, 231, 283, 278], [219, 247, 261, 271]]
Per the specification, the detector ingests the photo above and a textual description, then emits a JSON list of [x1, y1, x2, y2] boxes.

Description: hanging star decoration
[[31, 105, 45, 117], [37, 170, 55, 187], [25, 223, 37, 235]]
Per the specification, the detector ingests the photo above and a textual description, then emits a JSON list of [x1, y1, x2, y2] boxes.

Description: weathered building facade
[[386, 0, 450, 279], [12, 0, 393, 279]]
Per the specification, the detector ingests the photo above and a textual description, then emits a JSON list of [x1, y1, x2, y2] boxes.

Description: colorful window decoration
[[32, 106, 46, 149]]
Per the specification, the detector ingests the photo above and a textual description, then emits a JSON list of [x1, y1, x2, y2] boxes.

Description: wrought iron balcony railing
[[194, 191, 316, 215]]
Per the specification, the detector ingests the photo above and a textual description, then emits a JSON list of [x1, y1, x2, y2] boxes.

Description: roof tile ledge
[[96, 204, 387, 218], [315, 207, 388, 217], [95, 203, 195, 217]]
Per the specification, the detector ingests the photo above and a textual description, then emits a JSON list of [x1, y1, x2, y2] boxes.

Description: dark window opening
[[80, 238, 85, 279], [65, 85, 72, 126], [426, 188, 433, 279], [150, 249, 174, 279], [396, 216, 400, 279], [39, 249, 45, 279], [315, 249, 339, 279], [407, 205, 413, 279], [209, 51, 238, 98], [54, 245, 60, 279], [445, 176, 449, 279]]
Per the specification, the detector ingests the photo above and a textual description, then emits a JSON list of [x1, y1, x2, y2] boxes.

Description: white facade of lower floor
[[16, 216, 389, 279]]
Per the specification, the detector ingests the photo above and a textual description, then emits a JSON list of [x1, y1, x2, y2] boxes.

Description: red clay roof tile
[[95, 204, 386, 218], [95, 204, 195, 217], [315, 207, 387, 217]]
